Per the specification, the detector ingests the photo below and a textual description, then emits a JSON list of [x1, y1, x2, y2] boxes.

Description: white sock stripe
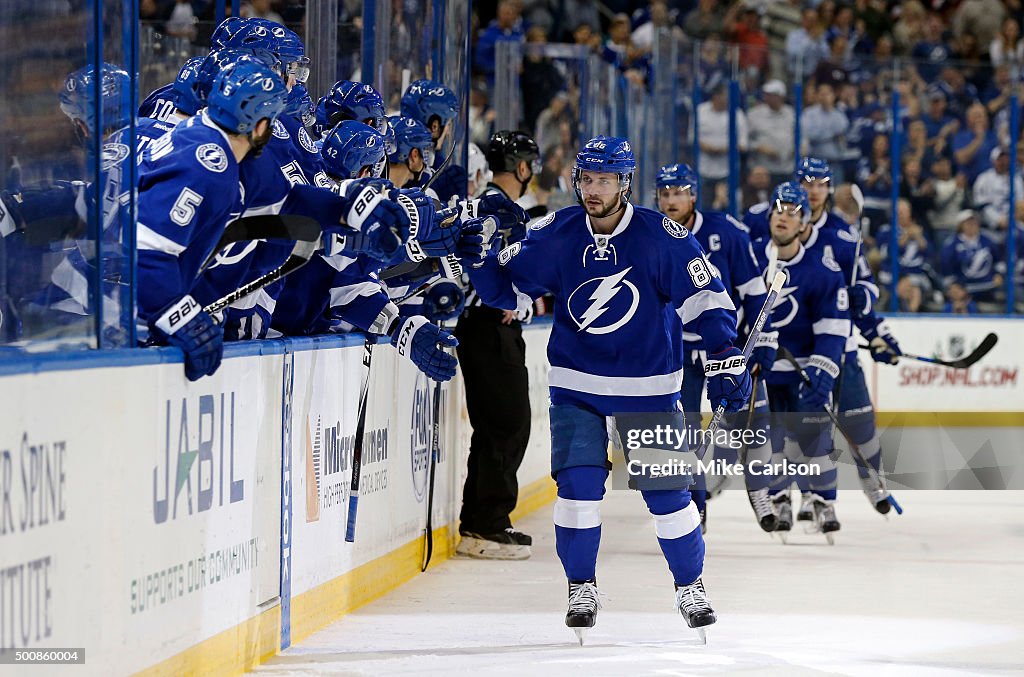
[[860, 435, 882, 461], [653, 501, 701, 540], [553, 498, 602, 530]]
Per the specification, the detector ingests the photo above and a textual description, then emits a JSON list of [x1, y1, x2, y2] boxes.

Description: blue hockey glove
[[847, 284, 874, 319], [454, 216, 492, 266], [430, 163, 468, 203], [704, 347, 752, 412], [422, 279, 465, 321], [150, 295, 224, 382], [339, 181, 410, 260], [799, 355, 839, 409], [748, 330, 778, 375], [460, 193, 529, 245], [390, 315, 459, 381], [861, 320, 901, 365]]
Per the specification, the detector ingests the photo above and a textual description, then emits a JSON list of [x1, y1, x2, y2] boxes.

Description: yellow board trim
[[138, 474, 558, 676]]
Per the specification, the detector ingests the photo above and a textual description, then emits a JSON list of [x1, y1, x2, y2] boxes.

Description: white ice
[[253, 490, 1024, 676]]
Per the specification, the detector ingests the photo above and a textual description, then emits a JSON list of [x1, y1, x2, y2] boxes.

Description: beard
[[584, 195, 624, 218], [248, 125, 274, 158]]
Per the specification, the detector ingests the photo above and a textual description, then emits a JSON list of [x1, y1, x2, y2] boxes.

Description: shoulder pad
[[662, 216, 689, 239], [195, 142, 229, 173]]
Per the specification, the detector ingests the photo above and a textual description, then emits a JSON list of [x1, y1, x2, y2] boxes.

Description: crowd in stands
[[468, 0, 1024, 312]]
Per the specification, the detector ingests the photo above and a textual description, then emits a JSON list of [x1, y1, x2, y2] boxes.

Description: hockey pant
[[834, 353, 883, 479], [765, 381, 838, 500]]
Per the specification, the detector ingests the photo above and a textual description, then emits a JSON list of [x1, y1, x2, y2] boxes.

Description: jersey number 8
[[687, 256, 712, 288]]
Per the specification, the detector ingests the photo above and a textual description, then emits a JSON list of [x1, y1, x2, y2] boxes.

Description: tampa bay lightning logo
[[662, 217, 688, 238], [765, 266, 799, 329], [101, 142, 130, 170], [272, 119, 290, 139], [530, 211, 556, 230], [195, 143, 228, 173], [298, 127, 317, 154], [567, 267, 640, 335]]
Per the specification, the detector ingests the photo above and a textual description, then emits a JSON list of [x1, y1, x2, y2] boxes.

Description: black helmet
[[486, 130, 540, 174]]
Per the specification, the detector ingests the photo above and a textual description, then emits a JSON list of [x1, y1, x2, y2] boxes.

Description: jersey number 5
[[170, 187, 203, 226]]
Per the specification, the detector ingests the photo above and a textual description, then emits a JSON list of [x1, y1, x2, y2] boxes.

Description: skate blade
[[573, 628, 587, 646], [697, 627, 708, 645], [825, 532, 835, 546]]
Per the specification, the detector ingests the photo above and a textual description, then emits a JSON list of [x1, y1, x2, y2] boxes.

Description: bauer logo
[[410, 371, 432, 503]]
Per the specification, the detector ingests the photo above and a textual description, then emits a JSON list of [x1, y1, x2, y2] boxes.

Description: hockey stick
[[421, 363, 443, 571], [777, 347, 903, 515], [695, 270, 786, 458], [199, 214, 323, 273], [204, 239, 320, 315], [345, 337, 375, 542], [858, 332, 997, 369]]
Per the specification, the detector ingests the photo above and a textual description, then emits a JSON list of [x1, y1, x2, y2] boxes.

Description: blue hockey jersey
[[680, 210, 769, 352], [751, 238, 851, 384], [468, 202, 739, 414], [136, 111, 243, 326], [744, 203, 854, 243], [940, 231, 1003, 296], [138, 82, 176, 122]]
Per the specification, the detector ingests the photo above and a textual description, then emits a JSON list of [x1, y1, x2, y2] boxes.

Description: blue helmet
[[655, 163, 699, 200], [400, 79, 459, 130], [169, 56, 205, 116], [572, 135, 636, 202], [196, 49, 281, 105], [771, 181, 811, 224], [59, 63, 132, 138], [321, 120, 387, 180], [285, 82, 315, 127], [794, 156, 832, 184], [228, 19, 308, 82], [206, 59, 288, 134], [210, 16, 247, 51], [315, 80, 386, 136], [386, 115, 435, 166]]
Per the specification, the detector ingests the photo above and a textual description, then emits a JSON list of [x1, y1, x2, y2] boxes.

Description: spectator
[[743, 165, 772, 211], [474, 0, 525, 79], [876, 199, 933, 313], [899, 156, 934, 231], [696, 82, 748, 207], [892, 0, 927, 54], [849, 101, 889, 162], [943, 282, 979, 314], [698, 36, 729, 96], [728, 5, 769, 76], [973, 147, 1024, 235], [632, 1, 683, 53], [684, 0, 724, 41], [572, 22, 601, 51], [927, 157, 968, 238], [785, 7, 828, 79], [952, 102, 999, 184], [468, 83, 496, 148], [813, 31, 852, 89], [747, 79, 795, 185], [533, 91, 570, 155], [856, 0, 889, 43], [911, 15, 952, 83], [952, 0, 1007, 52], [857, 133, 893, 229], [164, 0, 197, 39], [940, 209, 1003, 304], [919, 87, 960, 154], [520, 26, 566, 131], [982, 64, 1013, 116], [763, 0, 802, 80], [937, 66, 981, 121], [242, 0, 284, 24], [801, 83, 849, 172], [989, 17, 1024, 68]]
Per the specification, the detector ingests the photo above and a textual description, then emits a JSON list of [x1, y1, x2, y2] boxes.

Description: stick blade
[[768, 269, 786, 294], [949, 332, 998, 369]]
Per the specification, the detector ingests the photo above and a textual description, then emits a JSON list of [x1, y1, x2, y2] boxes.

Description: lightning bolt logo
[[568, 267, 640, 335]]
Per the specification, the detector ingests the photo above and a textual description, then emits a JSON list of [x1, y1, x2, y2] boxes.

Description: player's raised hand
[[338, 180, 411, 261], [453, 216, 492, 266], [460, 193, 529, 244], [390, 315, 459, 381]]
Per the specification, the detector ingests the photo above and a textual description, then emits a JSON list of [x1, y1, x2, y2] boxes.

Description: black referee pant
[[455, 305, 531, 535]]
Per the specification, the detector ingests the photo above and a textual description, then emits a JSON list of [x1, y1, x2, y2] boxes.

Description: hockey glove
[[455, 216, 493, 266], [847, 284, 874, 319], [430, 163, 468, 203], [422, 279, 465, 321], [390, 315, 459, 382], [704, 347, 752, 412], [338, 181, 410, 261], [459, 193, 529, 245], [861, 319, 901, 365], [150, 295, 224, 382], [748, 330, 778, 375], [798, 355, 839, 409]]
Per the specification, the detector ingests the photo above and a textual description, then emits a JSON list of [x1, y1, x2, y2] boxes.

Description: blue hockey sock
[[553, 465, 606, 582], [642, 489, 704, 586]]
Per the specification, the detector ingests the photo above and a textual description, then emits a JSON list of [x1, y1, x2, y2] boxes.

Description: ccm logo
[[704, 356, 745, 374], [396, 321, 414, 356]]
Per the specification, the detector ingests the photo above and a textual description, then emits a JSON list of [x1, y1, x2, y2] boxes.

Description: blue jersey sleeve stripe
[[676, 288, 735, 324], [137, 222, 187, 255]]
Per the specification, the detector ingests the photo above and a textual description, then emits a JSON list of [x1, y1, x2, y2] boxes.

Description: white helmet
[[467, 143, 492, 197]]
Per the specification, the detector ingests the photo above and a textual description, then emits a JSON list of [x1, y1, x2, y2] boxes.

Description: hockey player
[[136, 58, 289, 380], [750, 182, 851, 538], [385, 116, 436, 191], [455, 131, 538, 561], [654, 163, 778, 533], [400, 79, 465, 202], [455, 136, 752, 641], [313, 80, 387, 138], [744, 157, 857, 242]]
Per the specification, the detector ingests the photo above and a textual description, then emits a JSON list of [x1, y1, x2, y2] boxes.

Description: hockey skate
[[796, 492, 814, 521], [747, 488, 778, 533], [771, 493, 793, 543], [456, 528, 532, 560], [675, 578, 716, 644], [860, 474, 893, 516], [804, 493, 840, 544], [565, 580, 601, 645]]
